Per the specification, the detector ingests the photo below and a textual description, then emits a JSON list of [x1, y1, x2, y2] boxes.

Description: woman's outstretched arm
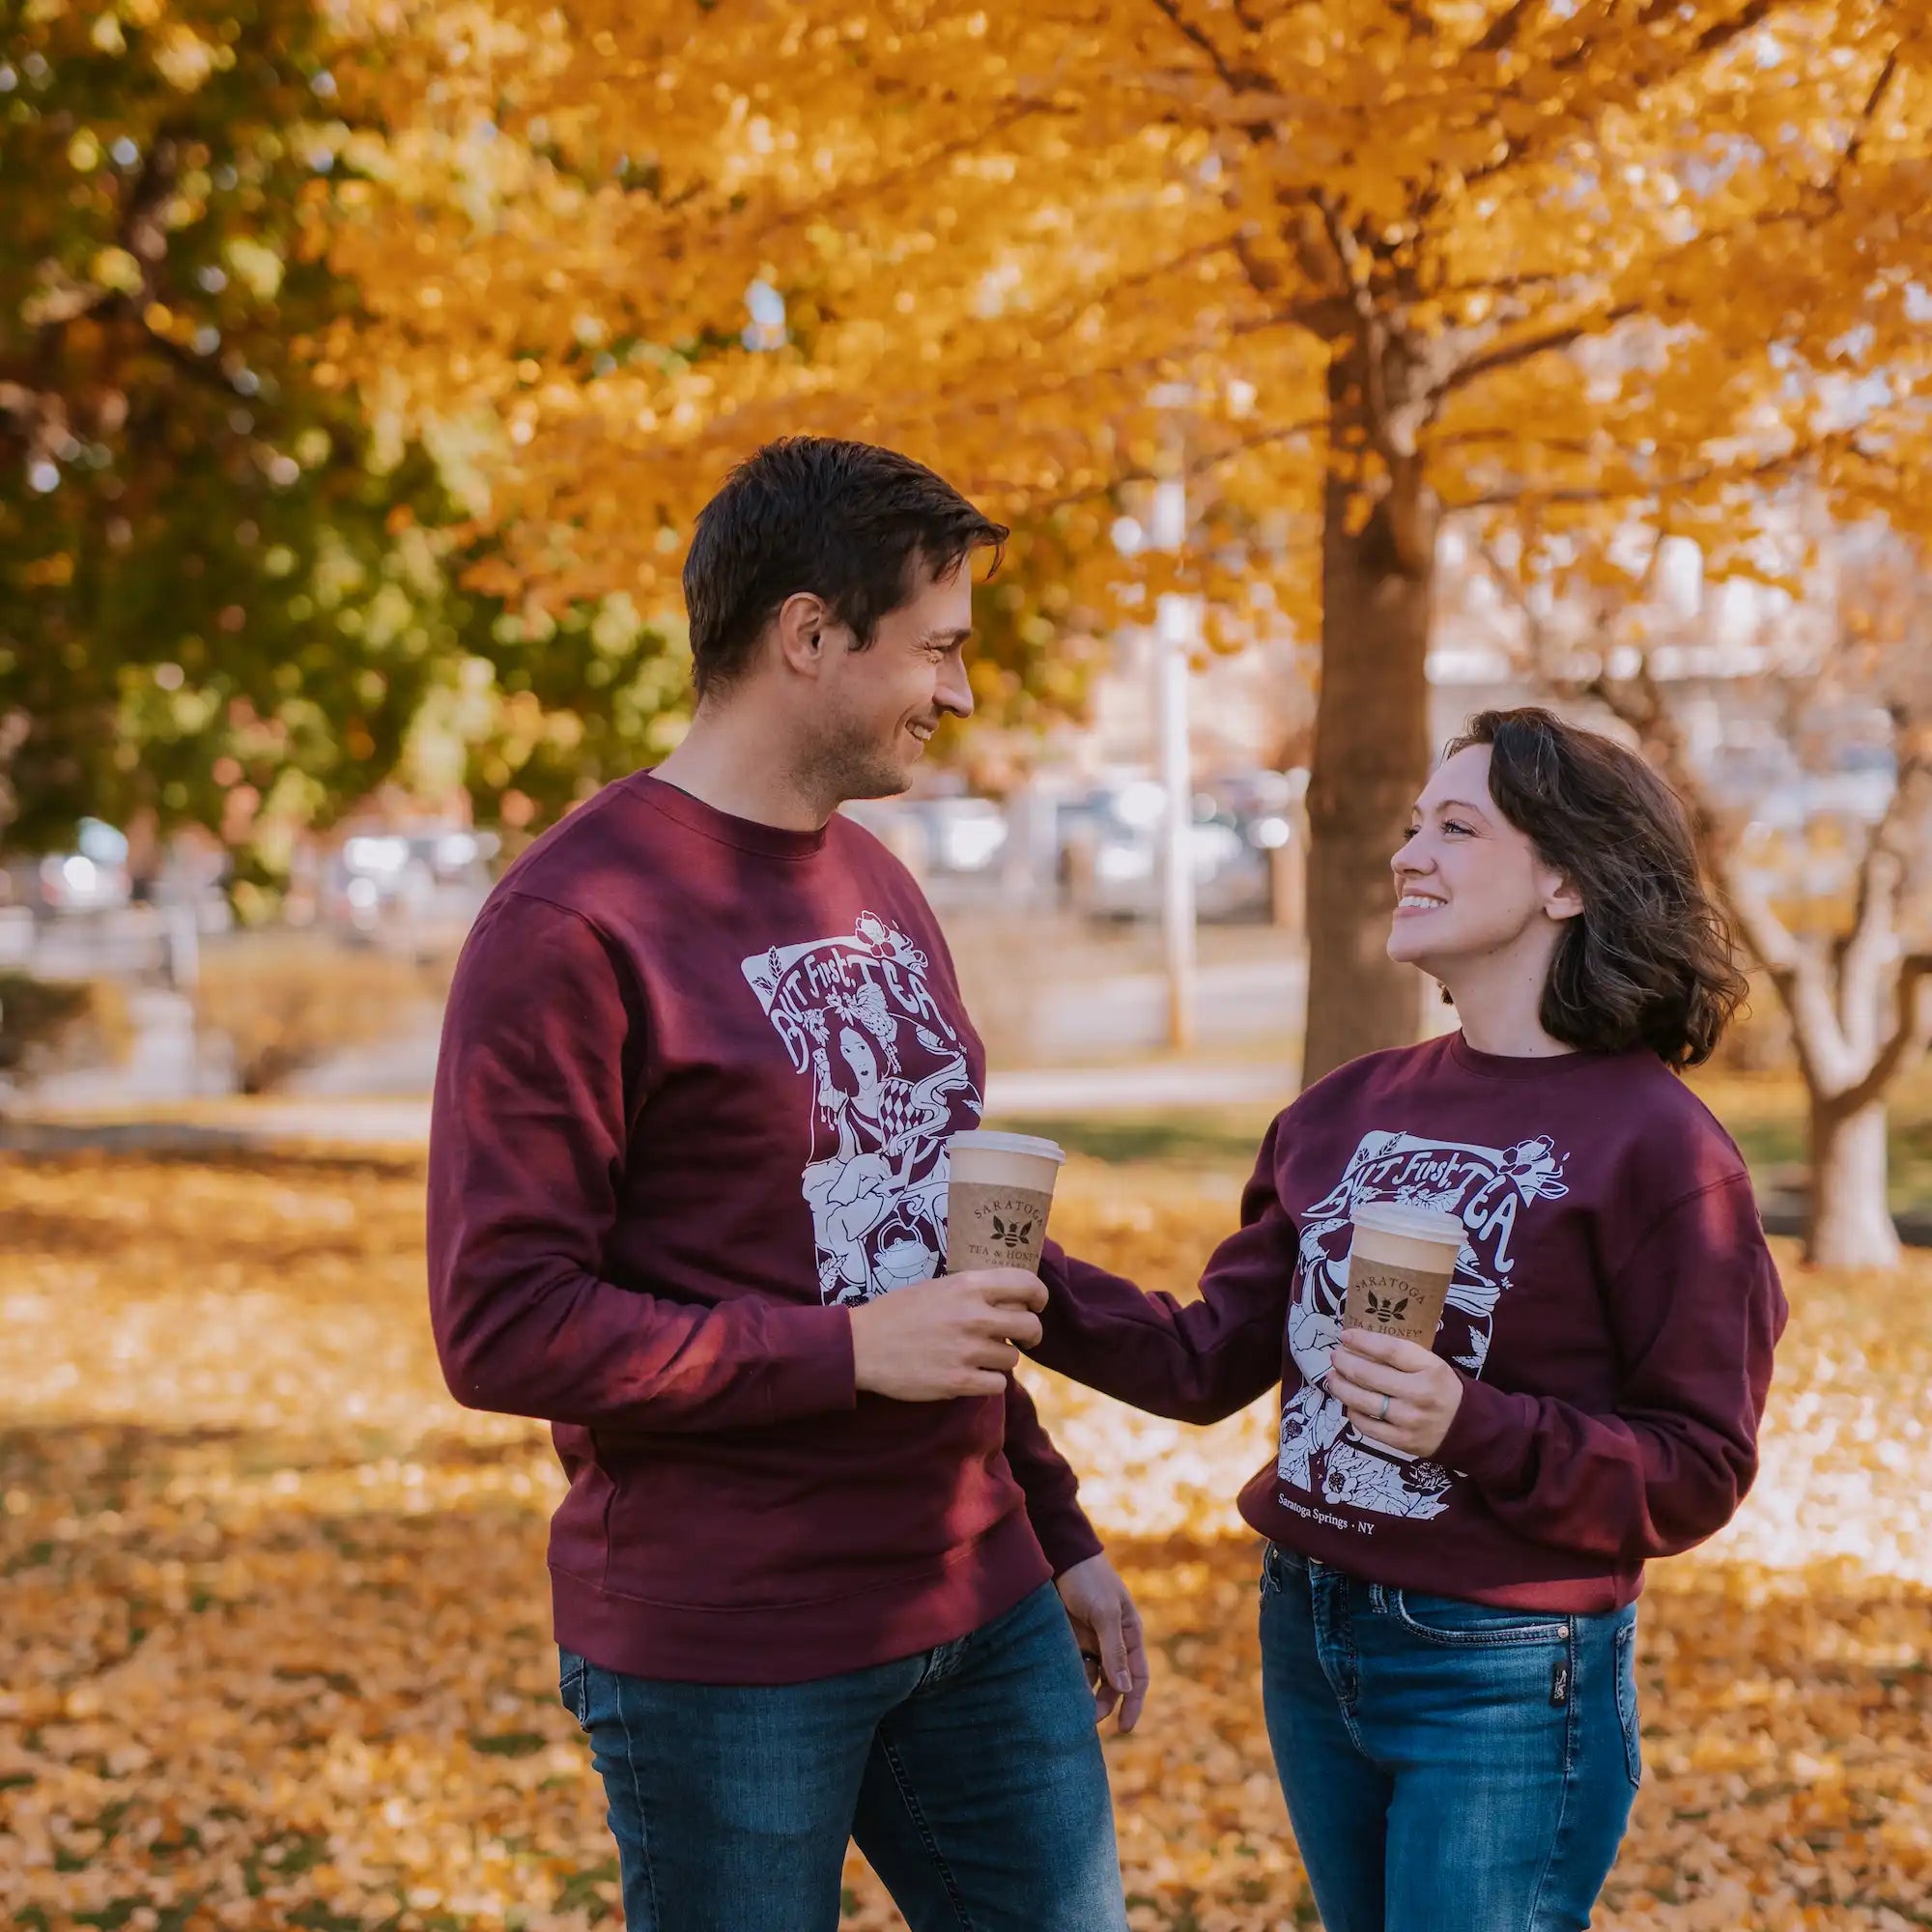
[[1032, 1115, 1298, 1425]]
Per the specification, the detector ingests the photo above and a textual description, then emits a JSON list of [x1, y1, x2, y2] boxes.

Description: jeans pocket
[[1259, 1544, 1281, 1602], [1260, 1542, 1307, 1602], [558, 1649, 591, 1732], [1614, 1617, 1642, 1788], [1387, 1589, 1572, 1647]]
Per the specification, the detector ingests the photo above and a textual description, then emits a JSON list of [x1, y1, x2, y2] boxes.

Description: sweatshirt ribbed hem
[[552, 1507, 1052, 1685], [1236, 1464, 1643, 1614]]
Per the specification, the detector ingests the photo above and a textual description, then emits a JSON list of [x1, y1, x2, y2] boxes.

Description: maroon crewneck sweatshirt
[[427, 772, 1099, 1685], [1036, 1034, 1788, 1613]]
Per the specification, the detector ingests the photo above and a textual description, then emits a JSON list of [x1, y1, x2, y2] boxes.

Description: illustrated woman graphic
[[804, 999, 971, 1299]]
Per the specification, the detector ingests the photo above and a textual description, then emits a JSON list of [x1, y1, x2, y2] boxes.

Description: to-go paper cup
[[945, 1130, 1065, 1273], [1343, 1201, 1466, 1348]]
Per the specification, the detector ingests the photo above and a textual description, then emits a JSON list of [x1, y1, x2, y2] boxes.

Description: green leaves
[[0, 1, 502, 889]]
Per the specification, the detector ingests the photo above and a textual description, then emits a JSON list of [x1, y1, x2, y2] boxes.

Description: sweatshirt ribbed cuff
[[1435, 1374, 1539, 1484], [761, 1303, 859, 1425], [1028, 1496, 1105, 1577]]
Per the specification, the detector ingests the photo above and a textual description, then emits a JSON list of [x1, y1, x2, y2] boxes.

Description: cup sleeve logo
[[1363, 1289, 1409, 1324], [989, 1214, 1036, 1251]]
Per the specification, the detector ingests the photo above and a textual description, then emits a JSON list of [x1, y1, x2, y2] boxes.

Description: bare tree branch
[[1846, 744, 1927, 953], [1431, 430, 1603, 457], [1452, 0, 1778, 196], [1450, 480, 1631, 511], [1435, 270, 1574, 300], [129, 313, 265, 404], [740, 101, 1068, 251], [1471, 0, 1540, 55], [1842, 953, 1932, 1115], [1447, 434, 1876, 515], [1226, 224, 1353, 336], [1439, 304, 1638, 397], [1023, 412, 1329, 515], [1833, 740, 1932, 1057], [1830, 42, 1900, 198], [1025, 238, 1245, 348], [1146, 0, 1254, 95], [1305, 188, 1408, 459], [1693, 0, 1776, 57], [1591, 657, 1861, 1094]]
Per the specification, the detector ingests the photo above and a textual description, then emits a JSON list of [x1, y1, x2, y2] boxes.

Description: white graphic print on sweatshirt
[[742, 913, 980, 1306], [1278, 1128, 1570, 1522]]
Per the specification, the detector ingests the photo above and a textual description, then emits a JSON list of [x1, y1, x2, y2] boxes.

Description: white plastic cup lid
[[1350, 1200, 1466, 1246], [947, 1129, 1067, 1165]]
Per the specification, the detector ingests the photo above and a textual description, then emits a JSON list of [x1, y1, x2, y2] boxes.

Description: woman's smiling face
[[1386, 744, 1577, 977]]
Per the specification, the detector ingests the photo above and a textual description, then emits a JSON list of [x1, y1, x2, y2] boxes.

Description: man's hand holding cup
[[849, 1268, 1047, 1402], [850, 1130, 1068, 1404]]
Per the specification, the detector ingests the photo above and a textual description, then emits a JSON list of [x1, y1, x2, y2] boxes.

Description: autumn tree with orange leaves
[[317, 0, 1932, 1074]]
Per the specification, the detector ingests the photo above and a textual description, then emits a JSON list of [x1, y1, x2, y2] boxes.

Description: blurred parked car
[[840, 797, 1010, 881], [0, 819, 133, 920], [1062, 778, 1277, 923], [320, 828, 499, 955], [908, 797, 1009, 876]]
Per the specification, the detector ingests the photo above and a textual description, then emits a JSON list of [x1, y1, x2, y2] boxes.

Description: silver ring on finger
[[1378, 1392, 1392, 1422]]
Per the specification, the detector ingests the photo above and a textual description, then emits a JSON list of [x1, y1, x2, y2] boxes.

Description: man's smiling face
[[806, 553, 976, 802]]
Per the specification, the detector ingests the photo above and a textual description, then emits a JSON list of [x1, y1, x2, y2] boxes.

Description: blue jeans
[[558, 1581, 1126, 1932], [1258, 1543, 1640, 1932]]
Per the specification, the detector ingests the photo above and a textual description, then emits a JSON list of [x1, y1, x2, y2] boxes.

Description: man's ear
[[773, 591, 836, 678]]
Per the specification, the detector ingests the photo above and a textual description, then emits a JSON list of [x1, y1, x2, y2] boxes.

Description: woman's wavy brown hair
[[1444, 707, 1748, 1068]]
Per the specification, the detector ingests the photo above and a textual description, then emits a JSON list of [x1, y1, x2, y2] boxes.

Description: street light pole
[[1148, 474, 1198, 1053], [1154, 590, 1199, 1051]]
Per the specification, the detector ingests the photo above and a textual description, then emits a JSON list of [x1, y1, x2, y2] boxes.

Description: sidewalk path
[[988, 1061, 1292, 1116], [1, 1060, 1292, 1156]]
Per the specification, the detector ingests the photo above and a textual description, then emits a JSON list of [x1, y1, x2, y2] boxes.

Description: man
[[428, 437, 1146, 1931]]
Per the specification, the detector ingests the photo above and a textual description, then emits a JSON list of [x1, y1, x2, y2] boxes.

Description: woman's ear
[[1543, 870, 1585, 923]]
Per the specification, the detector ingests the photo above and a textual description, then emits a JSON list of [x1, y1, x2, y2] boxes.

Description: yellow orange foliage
[[313, 0, 1932, 1071], [3, 1150, 1929, 1929], [325, 0, 1932, 612]]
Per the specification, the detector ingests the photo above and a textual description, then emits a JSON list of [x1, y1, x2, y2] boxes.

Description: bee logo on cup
[[990, 1214, 1036, 1253], [1362, 1288, 1411, 1326]]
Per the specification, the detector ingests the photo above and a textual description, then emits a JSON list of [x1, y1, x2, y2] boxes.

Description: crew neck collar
[[1447, 1032, 1627, 1081], [631, 771, 831, 859]]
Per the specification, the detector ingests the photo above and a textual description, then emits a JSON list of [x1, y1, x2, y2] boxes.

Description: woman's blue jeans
[[1258, 1543, 1641, 1932]]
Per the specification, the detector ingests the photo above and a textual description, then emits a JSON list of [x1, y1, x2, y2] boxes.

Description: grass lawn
[[995, 1064, 1932, 1222]]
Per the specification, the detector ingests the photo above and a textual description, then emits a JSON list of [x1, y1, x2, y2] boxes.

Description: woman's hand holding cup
[[1326, 1330, 1465, 1460]]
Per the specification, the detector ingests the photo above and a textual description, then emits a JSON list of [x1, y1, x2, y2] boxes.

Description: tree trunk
[[1806, 1094, 1899, 1270], [1300, 431, 1438, 1085]]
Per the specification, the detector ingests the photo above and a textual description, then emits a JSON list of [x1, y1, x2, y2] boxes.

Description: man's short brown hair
[[682, 438, 1008, 698]]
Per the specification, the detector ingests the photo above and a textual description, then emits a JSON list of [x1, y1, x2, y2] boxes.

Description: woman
[[1032, 707, 1788, 1932]]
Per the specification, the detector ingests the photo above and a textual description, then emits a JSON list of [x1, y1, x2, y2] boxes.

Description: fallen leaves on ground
[[1, 1151, 1927, 1931]]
